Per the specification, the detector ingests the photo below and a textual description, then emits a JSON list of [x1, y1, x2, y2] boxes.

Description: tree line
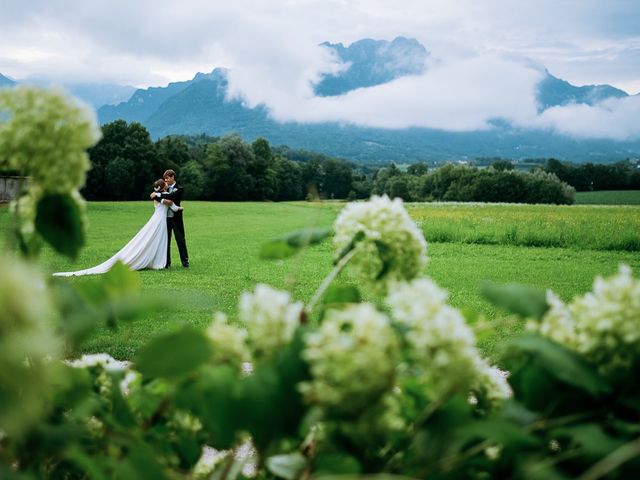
[[543, 158, 640, 191], [372, 162, 576, 204], [80, 121, 599, 205], [82, 121, 366, 202]]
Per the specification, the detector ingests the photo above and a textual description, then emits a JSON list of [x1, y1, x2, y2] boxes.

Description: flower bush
[[532, 265, 640, 374]]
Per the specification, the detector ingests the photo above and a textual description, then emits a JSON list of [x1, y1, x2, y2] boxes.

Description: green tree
[[372, 163, 401, 195], [105, 156, 135, 200], [250, 138, 277, 200], [491, 159, 514, 171], [180, 160, 206, 199], [322, 159, 353, 199], [407, 162, 429, 176], [274, 157, 304, 200], [204, 135, 255, 200], [155, 136, 191, 173], [84, 120, 157, 200]]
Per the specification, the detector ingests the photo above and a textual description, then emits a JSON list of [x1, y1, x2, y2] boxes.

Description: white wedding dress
[[54, 201, 168, 276]]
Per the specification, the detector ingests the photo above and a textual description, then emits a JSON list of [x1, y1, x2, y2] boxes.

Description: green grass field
[[575, 190, 640, 205], [2, 200, 639, 360]]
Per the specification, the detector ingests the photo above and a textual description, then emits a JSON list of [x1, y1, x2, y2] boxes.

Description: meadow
[[575, 189, 640, 205], [2, 200, 639, 360]]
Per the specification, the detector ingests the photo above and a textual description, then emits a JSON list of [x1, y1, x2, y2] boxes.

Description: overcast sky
[[1, 0, 639, 139]]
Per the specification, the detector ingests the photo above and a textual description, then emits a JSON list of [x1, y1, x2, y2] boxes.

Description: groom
[[151, 169, 189, 268]]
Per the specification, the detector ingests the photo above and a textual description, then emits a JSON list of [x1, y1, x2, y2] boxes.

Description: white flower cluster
[[0, 255, 61, 435], [240, 284, 303, 358], [206, 284, 303, 366], [299, 303, 398, 414], [0, 86, 100, 193], [67, 353, 130, 371], [533, 265, 640, 373], [206, 312, 250, 368], [333, 195, 428, 291], [387, 278, 511, 403]]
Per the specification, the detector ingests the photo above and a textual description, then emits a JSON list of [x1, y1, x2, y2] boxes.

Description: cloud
[[528, 95, 640, 141], [228, 53, 543, 131]]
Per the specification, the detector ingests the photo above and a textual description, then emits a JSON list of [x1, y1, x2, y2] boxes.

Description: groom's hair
[[163, 169, 176, 180]]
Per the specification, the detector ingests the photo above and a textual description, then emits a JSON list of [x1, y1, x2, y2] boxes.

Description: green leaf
[[501, 400, 540, 426], [314, 453, 362, 474], [35, 192, 85, 258], [374, 240, 393, 280], [322, 285, 361, 306], [336, 230, 365, 262], [507, 335, 611, 396], [260, 228, 330, 260], [109, 371, 136, 427], [65, 446, 109, 480], [553, 423, 624, 459], [461, 418, 540, 448], [266, 452, 307, 480], [135, 328, 212, 378], [175, 365, 243, 450], [126, 443, 169, 480], [102, 260, 141, 296], [284, 228, 330, 247], [260, 240, 296, 260], [481, 282, 549, 320]]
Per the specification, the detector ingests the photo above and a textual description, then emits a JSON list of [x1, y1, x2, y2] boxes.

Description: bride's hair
[[153, 179, 166, 192]]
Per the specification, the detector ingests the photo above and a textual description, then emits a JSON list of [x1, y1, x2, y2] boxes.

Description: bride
[[54, 179, 181, 276]]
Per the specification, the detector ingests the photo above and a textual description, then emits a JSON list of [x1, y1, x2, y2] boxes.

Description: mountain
[[0, 74, 134, 108], [64, 83, 136, 109], [142, 81, 640, 163], [93, 37, 639, 163], [99, 69, 226, 124], [0, 73, 16, 88], [314, 37, 429, 96], [537, 70, 628, 110]]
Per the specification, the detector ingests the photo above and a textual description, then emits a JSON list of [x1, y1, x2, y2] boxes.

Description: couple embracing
[[54, 170, 189, 277]]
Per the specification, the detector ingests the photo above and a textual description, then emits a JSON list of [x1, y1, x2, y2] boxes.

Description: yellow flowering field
[[406, 202, 640, 251]]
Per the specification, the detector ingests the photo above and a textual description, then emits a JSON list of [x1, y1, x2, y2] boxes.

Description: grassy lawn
[[575, 190, 640, 205], [2, 200, 639, 360]]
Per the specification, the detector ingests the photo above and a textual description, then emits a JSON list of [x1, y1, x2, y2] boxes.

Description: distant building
[[0, 176, 27, 202]]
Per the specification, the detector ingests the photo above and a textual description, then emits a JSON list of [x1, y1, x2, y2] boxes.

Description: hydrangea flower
[[386, 279, 511, 403], [472, 359, 513, 407], [206, 312, 251, 368], [239, 284, 303, 359], [533, 265, 640, 373], [0, 86, 100, 193], [299, 303, 398, 414], [333, 195, 427, 292], [67, 353, 130, 371]]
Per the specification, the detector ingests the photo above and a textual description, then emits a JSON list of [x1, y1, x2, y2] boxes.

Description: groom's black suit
[[158, 183, 189, 268]]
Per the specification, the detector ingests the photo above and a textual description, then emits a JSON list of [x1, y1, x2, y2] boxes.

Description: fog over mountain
[[0, 74, 135, 109]]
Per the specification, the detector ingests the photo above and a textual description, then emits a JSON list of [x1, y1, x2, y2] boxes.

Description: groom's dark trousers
[[159, 183, 189, 267], [167, 212, 189, 267]]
